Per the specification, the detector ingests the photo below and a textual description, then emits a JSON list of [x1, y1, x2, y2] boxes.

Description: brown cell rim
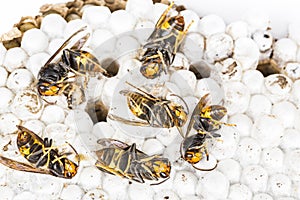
[[0, 0, 285, 77], [0, 0, 169, 50]]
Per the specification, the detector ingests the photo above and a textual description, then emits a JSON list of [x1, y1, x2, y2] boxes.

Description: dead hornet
[[0, 126, 79, 178], [108, 82, 188, 135], [95, 138, 171, 185], [140, 2, 193, 79], [180, 94, 236, 170], [37, 26, 112, 109]]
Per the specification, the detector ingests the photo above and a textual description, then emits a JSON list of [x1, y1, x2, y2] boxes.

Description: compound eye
[[159, 172, 167, 178], [38, 84, 49, 94], [66, 172, 72, 178], [186, 153, 193, 158], [38, 83, 60, 96], [178, 116, 186, 126]]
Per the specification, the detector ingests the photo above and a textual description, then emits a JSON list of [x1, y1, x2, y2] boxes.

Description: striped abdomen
[[96, 147, 134, 177], [16, 127, 47, 165], [62, 49, 102, 76], [124, 91, 157, 121]]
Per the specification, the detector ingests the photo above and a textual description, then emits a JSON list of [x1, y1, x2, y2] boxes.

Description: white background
[[0, 0, 300, 37]]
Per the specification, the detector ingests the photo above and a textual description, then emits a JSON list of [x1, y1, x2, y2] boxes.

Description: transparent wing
[[124, 81, 158, 100], [43, 26, 90, 67], [185, 93, 210, 138], [97, 138, 130, 150], [108, 114, 161, 128], [65, 49, 110, 77], [0, 155, 52, 175], [96, 138, 149, 159], [146, 2, 175, 42]]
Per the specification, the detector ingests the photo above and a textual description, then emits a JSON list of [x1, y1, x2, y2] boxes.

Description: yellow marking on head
[[185, 151, 202, 164], [46, 85, 60, 95], [38, 82, 60, 96], [161, 20, 171, 30], [153, 160, 171, 177], [64, 159, 78, 178]]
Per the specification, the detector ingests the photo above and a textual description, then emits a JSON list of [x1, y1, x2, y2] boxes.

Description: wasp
[[37, 26, 111, 109], [140, 2, 193, 79], [180, 94, 236, 170], [95, 138, 171, 185], [0, 126, 79, 178], [108, 82, 188, 134]]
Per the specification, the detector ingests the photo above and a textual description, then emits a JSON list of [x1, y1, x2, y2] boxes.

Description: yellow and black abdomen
[[140, 48, 171, 79], [16, 126, 45, 164], [47, 152, 78, 178], [150, 103, 175, 128], [63, 49, 102, 76], [96, 148, 118, 168], [6, 126, 79, 179], [181, 133, 206, 164], [197, 105, 228, 132], [95, 147, 134, 178], [95, 139, 171, 184], [140, 15, 185, 79], [203, 105, 227, 121], [123, 91, 157, 122]]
